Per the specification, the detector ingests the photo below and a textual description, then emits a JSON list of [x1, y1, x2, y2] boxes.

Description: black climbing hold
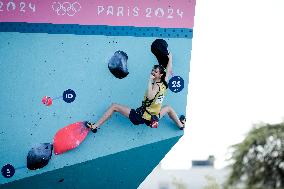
[[151, 39, 169, 68], [27, 143, 53, 170], [108, 51, 129, 79], [179, 115, 186, 122], [179, 115, 186, 130]]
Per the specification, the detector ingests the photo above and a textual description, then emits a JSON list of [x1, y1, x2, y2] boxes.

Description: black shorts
[[129, 109, 151, 126]]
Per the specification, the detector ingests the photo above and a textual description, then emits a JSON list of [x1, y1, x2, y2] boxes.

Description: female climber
[[89, 52, 186, 130]]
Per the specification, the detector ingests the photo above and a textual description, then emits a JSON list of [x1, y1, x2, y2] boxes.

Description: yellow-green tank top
[[142, 82, 167, 121]]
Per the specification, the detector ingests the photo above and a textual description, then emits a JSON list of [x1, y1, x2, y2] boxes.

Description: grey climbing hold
[[27, 143, 53, 170], [108, 51, 129, 79]]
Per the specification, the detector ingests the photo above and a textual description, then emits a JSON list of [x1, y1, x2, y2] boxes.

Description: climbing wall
[[0, 0, 195, 188]]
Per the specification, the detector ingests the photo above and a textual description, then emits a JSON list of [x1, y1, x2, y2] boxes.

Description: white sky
[[162, 0, 284, 169]]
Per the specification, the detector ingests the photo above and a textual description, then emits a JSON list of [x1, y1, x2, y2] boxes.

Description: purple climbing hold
[[108, 51, 129, 79]]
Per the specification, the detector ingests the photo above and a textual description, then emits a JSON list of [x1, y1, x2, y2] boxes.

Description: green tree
[[203, 175, 220, 189], [172, 176, 187, 189], [224, 122, 284, 189]]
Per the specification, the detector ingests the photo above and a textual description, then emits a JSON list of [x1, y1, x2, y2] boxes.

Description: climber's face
[[151, 67, 162, 79]]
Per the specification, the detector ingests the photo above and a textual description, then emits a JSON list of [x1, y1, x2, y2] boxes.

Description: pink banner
[[0, 0, 195, 28]]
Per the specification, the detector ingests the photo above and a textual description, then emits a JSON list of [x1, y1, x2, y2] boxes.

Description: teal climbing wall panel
[[1, 136, 182, 189], [0, 0, 195, 188]]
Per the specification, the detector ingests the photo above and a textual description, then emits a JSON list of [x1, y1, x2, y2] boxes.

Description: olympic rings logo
[[52, 1, 81, 16]]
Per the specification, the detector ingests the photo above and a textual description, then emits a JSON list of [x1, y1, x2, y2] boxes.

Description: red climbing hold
[[42, 96, 53, 106], [53, 121, 92, 155]]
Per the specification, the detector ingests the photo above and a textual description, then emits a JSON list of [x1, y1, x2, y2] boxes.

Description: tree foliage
[[203, 175, 221, 189], [224, 122, 284, 189], [172, 176, 187, 189]]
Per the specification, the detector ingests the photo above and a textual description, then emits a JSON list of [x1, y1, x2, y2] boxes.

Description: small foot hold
[[85, 121, 98, 133], [179, 115, 186, 130]]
